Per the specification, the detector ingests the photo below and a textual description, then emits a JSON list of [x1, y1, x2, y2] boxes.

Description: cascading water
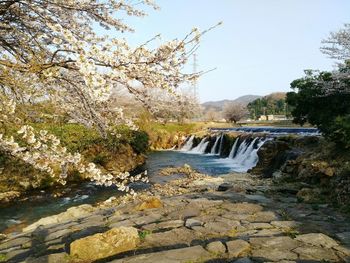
[[180, 134, 268, 173], [210, 134, 221, 154], [191, 137, 208, 153], [228, 137, 239, 158], [181, 135, 194, 151], [218, 135, 224, 156], [229, 137, 266, 172]]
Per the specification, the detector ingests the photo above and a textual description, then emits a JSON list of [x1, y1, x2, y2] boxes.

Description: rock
[[250, 140, 290, 177], [0, 234, 6, 241], [185, 218, 202, 228], [251, 229, 284, 237], [206, 241, 226, 254], [0, 236, 31, 251], [249, 236, 299, 250], [218, 183, 232, 191], [334, 245, 350, 256], [223, 202, 263, 214], [109, 245, 213, 263], [233, 257, 253, 263], [109, 219, 135, 229], [295, 233, 339, 248], [25, 253, 70, 263], [245, 195, 272, 203], [0, 191, 20, 203], [70, 226, 139, 261], [271, 221, 300, 229], [3, 248, 31, 262], [135, 197, 163, 211], [296, 188, 319, 203], [247, 211, 277, 222], [293, 245, 339, 261], [132, 213, 162, 225], [23, 204, 94, 232], [251, 248, 298, 261], [204, 219, 240, 235], [142, 220, 184, 231], [141, 228, 197, 248], [243, 223, 273, 230], [226, 239, 250, 258]]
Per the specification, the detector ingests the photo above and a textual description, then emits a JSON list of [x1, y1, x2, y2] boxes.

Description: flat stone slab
[[249, 236, 299, 250], [25, 252, 70, 263], [222, 202, 263, 214], [142, 220, 184, 231], [293, 245, 340, 262], [226, 239, 250, 258], [251, 248, 298, 261], [109, 245, 213, 263], [295, 233, 339, 248], [206, 241, 226, 254], [271, 220, 300, 229], [141, 228, 197, 248]]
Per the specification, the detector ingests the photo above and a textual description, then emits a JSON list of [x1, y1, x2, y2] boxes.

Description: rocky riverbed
[[0, 166, 349, 263]]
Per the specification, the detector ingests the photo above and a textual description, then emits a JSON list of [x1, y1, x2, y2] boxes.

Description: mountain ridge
[[202, 95, 262, 111]]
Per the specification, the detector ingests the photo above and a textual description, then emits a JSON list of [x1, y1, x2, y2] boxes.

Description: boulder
[[70, 226, 139, 261], [135, 197, 163, 211], [250, 140, 291, 177]]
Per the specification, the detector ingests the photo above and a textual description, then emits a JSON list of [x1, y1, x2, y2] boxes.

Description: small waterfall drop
[[191, 137, 208, 153], [218, 135, 224, 156], [230, 137, 266, 172], [228, 138, 239, 158], [181, 135, 194, 151], [179, 133, 269, 173], [210, 134, 222, 154]]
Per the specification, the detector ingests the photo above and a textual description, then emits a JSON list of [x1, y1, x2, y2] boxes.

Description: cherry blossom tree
[[0, 0, 218, 189]]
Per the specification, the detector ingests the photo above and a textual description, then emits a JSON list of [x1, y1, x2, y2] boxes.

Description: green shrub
[[130, 131, 149, 154], [287, 67, 350, 148]]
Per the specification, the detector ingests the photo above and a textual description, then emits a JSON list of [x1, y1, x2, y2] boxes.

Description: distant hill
[[202, 95, 262, 112]]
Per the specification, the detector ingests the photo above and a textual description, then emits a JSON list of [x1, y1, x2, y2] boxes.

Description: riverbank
[[0, 124, 148, 205], [1, 166, 349, 262]]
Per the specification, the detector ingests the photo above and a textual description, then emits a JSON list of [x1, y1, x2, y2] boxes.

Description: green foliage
[[130, 131, 149, 154], [92, 152, 109, 166], [286, 67, 350, 148], [247, 93, 291, 119], [0, 254, 6, 262], [138, 230, 151, 240]]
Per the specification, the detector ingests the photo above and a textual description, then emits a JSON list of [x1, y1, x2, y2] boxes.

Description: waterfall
[[191, 137, 208, 153], [218, 135, 224, 156], [233, 137, 258, 164], [179, 133, 269, 173], [228, 138, 239, 158], [210, 134, 221, 154], [181, 135, 194, 151], [230, 137, 266, 172], [240, 138, 266, 169]]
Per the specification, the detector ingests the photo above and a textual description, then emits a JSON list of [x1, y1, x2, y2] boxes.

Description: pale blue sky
[[119, 0, 350, 102]]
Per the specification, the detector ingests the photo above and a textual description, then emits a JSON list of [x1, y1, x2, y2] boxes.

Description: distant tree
[[247, 93, 291, 119], [223, 103, 248, 124], [204, 108, 221, 122]]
